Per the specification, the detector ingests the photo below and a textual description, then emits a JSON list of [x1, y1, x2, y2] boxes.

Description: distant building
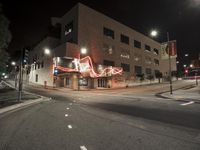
[[27, 3, 177, 89]]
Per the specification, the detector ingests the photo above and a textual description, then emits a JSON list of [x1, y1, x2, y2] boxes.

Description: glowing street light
[[185, 54, 189, 57], [150, 30, 158, 37], [176, 61, 179, 64], [44, 48, 50, 55], [183, 64, 187, 68], [80, 48, 87, 55], [190, 64, 193, 68], [2, 73, 5, 76], [11, 61, 16, 66]]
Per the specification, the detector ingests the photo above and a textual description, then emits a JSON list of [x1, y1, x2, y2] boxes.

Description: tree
[[0, 3, 12, 73]]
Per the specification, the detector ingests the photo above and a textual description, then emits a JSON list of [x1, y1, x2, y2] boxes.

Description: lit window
[[145, 45, 151, 52], [65, 21, 73, 35]]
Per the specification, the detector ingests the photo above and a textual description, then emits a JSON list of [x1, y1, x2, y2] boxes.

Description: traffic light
[[22, 48, 29, 64], [184, 69, 188, 74], [54, 67, 58, 76]]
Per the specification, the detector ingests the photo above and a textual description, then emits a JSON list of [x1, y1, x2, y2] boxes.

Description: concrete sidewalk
[[0, 81, 49, 115], [161, 84, 200, 102]]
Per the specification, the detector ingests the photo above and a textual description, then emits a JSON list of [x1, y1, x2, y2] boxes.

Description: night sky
[[1, 0, 200, 64]]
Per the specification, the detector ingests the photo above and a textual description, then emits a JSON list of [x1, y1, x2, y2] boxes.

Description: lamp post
[[44, 48, 56, 88], [151, 30, 173, 94], [78, 48, 87, 91], [11, 61, 18, 88]]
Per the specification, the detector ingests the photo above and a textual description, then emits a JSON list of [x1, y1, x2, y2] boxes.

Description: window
[[145, 68, 152, 74], [103, 60, 115, 66], [120, 34, 129, 44], [153, 48, 159, 55], [34, 64, 37, 70], [79, 78, 88, 86], [134, 40, 141, 49], [103, 44, 114, 55], [135, 66, 142, 75], [120, 49, 130, 59], [145, 56, 152, 64], [35, 74, 38, 82], [65, 21, 73, 35], [103, 27, 114, 39], [154, 59, 159, 65], [145, 44, 151, 52], [121, 63, 130, 72]]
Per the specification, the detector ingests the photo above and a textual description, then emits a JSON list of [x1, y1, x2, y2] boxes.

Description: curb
[[155, 84, 199, 102], [0, 97, 50, 115]]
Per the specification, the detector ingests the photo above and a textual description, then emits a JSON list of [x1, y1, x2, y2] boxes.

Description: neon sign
[[54, 56, 123, 78]]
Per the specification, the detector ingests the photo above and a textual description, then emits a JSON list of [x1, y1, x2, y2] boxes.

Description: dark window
[[34, 64, 37, 70], [134, 40, 141, 48], [103, 27, 114, 39], [154, 59, 159, 65], [65, 21, 73, 36], [153, 48, 159, 55], [35, 74, 38, 82], [66, 77, 70, 86], [103, 60, 115, 66], [135, 66, 142, 75], [145, 68, 152, 74], [145, 44, 151, 51], [98, 78, 107, 87], [120, 34, 129, 44], [121, 63, 130, 72]]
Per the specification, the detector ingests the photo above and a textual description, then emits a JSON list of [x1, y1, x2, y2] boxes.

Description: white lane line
[[80, 146, 87, 150], [65, 114, 68, 117], [181, 101, 194, 106], [68, 125, 72, 129], [66, 107, 70, 110]]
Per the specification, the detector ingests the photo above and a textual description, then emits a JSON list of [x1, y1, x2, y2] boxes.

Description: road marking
[[65, 114, 68, 117], [66, 107, 70, 110], [80, 146, 87, 150], [68, 125, 72, 129], [181, 101, 194, 106], [69, 103, 72, 105]]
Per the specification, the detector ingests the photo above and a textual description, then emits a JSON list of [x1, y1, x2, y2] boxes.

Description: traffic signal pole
[[167, 32, 173, 95]]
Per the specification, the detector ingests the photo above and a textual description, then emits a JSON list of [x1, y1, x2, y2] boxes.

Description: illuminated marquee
[[54, 56, 123, 78]]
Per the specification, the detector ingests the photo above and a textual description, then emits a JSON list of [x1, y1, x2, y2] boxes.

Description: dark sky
[[1, 0, 200, 63]]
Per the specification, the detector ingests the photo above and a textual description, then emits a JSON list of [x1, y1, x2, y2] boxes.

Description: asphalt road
[[0, 81, 200, 150]]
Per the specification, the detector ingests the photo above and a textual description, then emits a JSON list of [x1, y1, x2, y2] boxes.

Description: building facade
[[28, 3, 177, 89]]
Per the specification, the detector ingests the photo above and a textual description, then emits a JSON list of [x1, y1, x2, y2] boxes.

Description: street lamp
[[78, 47, 88, 90], [11, 61, 16, 66], [44, 48, 57, 88], [185, 54, 189, 57], [150, 30, 173, 94], [150, 30, 158, 37], [44, 48, 50, 55], [190, 64, 193, 68]]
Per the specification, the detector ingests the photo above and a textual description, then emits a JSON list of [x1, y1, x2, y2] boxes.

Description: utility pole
[[167, 32, 173, 95], [18, 50, 23, 101]]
